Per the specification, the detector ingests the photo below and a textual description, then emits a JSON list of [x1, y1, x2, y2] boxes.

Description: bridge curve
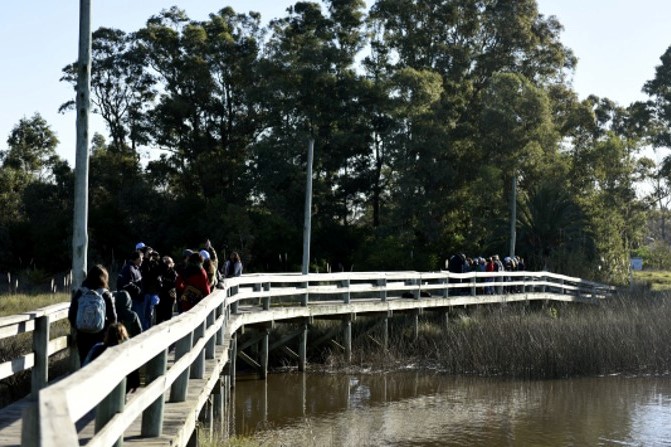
[[0, 270, 614, 446]]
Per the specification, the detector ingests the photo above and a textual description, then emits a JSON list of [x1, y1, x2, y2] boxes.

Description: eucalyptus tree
[[61, 27, 156, 153], [136, 7, 266, 205], [366, 0, 574, 262], [478, 72, 557, 257], [251, 0, 370, 268], [644, 45, 671, 149]]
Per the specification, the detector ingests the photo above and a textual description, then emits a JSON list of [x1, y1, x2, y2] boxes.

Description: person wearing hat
[[176, 251, 211, 312], [140, 248, 162, 329], [117, 250, 144, 318], [200, 249, 218, 288]]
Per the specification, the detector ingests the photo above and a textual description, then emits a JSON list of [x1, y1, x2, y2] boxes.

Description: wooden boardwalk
[[0, 270, 614, 446]]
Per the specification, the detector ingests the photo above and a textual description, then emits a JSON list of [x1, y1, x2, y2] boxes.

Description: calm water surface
[[231, 371, 671, 446]]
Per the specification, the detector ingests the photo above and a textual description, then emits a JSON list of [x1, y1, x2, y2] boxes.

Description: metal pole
[[301, 139, 314, 275], [72, 0, 92, 287], [509, 174, 517, 259]]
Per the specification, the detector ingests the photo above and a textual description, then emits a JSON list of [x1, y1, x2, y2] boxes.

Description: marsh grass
[[321, 292, 671, 379]]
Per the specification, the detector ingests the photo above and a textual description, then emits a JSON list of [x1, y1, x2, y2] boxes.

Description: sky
[[1, 0, 671, 167]]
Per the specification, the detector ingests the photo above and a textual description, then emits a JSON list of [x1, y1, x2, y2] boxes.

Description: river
[[230, 371, 671, 446]]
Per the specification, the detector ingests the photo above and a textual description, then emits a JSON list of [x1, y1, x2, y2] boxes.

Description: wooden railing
[[1, 270, 614, 446]]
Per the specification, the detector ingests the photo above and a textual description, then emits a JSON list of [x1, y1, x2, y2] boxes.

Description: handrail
[[1, 270, 613, 446]]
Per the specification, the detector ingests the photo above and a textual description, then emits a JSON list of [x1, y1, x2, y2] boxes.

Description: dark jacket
[[113, 290, 143, 338], [117, 262, 143, 300]]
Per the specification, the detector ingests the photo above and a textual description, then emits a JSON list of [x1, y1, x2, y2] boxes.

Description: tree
[[478, 72, 558, 257], [3, 113, 60, 180], [61, 27, 156, 152]]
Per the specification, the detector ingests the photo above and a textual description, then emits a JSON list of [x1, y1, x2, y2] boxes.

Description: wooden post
[[206, 312, 215, 360], [171, 331, 193, 402], [382, 315, 389, 350], [229, 333, 237, 388], [343, 316, 352, 364], [340, 279, 351, 304], [263, 282, 271, 310], [443, 311, 449, 332], [221, 374, 230, 440], [260, 328, 269, 380], [253, 283, 262, 307], [192, 321, 206, 379], [377, 278, 387, 302], [142, 349, 167, 437], [413, 309, 420, 341], [441, 276, 449, 298], [213, 377, 223, 430], [230, 285, 239, 314], [20, 398, 39, 447], [200, 398, 214, 440], [31, 315, 50, 395], [95, 378, 126, 447], [471, 275, 477, 296], [301, 281, 309, 306], [299, 320, 308, 372], [216, 302, 225, 345], [69, 326, 80, 372]]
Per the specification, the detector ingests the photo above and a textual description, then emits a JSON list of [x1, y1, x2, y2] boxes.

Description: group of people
[[67, 240, 244, 388], [447, 253, 526, 294]]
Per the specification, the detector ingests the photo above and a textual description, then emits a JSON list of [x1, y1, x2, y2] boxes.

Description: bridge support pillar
[[261, 328, 269, 379], [343, 316, 352, 363], [413, 309, 420, 341], [221, 374, 231, 439], [213, 377, 223, 420], [299, 320, 308, 372], [230, 333, 237, 388], [199, 396, 214, 440]]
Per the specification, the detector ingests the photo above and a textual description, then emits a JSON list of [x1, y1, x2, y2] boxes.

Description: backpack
[[179, 285, 203, 312], [76, 287, 107, 333]]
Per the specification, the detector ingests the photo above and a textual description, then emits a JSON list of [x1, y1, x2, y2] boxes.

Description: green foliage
[[0, 1, 656, 282]]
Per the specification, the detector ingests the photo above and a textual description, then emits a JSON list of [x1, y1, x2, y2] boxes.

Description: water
[[231, 371, 671, 446]]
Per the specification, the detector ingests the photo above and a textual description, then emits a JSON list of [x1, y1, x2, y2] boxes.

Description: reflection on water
[[232, 372, 671, 446]]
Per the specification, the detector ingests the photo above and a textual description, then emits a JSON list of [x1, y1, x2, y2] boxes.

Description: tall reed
[[328, 292, 671, 379]]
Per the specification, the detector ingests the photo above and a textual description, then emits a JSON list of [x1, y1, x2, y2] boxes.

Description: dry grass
[[632, 270, 671, 291], [0, 293, 72, 407], [0, 293, 70, 317]]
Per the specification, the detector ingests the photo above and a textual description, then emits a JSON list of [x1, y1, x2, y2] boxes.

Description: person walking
[[117, 250, 144, 323], [113, 290, 143, 338], [68, 264, 117, 366]]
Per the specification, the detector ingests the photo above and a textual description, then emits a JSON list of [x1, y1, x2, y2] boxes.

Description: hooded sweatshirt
[[113, 290, 143, 338]]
